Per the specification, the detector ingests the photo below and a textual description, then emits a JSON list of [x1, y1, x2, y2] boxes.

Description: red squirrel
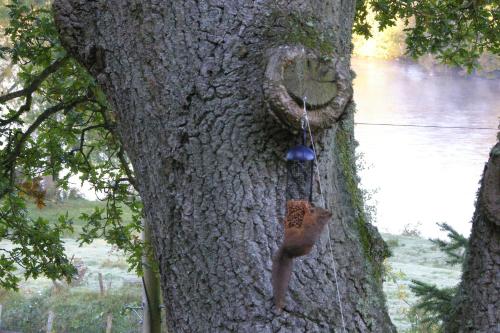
[[272, 204, 332, 310]]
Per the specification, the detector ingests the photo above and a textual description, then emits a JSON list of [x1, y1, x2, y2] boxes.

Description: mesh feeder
[[284, 127, 315, 228]]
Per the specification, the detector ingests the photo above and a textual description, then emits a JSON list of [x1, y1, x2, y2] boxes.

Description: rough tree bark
[[53, 1, 395, 332], [445, 140, 500, 333]]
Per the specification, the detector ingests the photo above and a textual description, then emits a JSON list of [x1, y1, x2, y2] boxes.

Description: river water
[[352, 58, 499, 237]]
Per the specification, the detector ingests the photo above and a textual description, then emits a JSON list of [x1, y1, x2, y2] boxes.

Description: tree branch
[[8, 97, 88, 165], [0, 56, 68, 104], [0, 96, 90, 198], [0, 94, 32, 126], [78, 124, 106, 150], [117, 146, 137, 191]]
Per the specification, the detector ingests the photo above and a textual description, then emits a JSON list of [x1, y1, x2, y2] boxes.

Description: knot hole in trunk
[[264, 45, 353, 132]]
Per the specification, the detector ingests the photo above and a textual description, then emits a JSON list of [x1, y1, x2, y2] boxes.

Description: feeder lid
[[286, 145, 315, 161]]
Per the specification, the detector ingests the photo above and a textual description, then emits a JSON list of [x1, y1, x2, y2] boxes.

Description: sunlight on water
[[353, 58, 499, 237]]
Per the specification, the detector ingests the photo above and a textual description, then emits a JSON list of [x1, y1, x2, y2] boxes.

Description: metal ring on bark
[[264, 45, 352, 131]]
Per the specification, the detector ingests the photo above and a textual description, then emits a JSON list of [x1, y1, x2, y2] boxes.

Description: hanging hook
[[300, 96, 308, 144], [302, 96, 309, 123]]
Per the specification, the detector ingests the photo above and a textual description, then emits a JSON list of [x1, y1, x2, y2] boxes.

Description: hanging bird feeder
[[269, 46, 344, 324], [284, 122, 315, 228]]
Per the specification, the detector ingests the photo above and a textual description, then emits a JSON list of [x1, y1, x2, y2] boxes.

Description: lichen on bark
[[270, 11, 336, 55]]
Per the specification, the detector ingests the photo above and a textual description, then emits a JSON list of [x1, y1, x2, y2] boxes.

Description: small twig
[[71, 124, 106, 154], [3, 97, 90, 170], [116, 147, 137, 191], [0, 94, 33, 126], [0, 96, 89, 198], [0, 57, 68, 104]]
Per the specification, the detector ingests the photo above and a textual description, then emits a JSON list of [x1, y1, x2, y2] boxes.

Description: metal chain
[[303, 97, 347, 333]]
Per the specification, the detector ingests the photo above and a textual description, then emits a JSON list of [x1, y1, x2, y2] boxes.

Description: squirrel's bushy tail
[[272, 248, 293, 310]]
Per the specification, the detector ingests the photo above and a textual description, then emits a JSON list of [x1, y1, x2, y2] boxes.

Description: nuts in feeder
[[284, 199, 312, 229]]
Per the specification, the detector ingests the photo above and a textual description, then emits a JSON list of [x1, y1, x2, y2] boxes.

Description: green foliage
[[430, 223, 468, 266], [403, 309, 442, 333], [408, 280, 457, 332], [385, 238, 399, 248], [336, 119, 391, 282], [0, 286, 142, 333], [0, 1, 143, 290], [381, 233, 462, 332], [0, 192, 76, 290], [383, 259, 407, 283], [407, 223, 468, 331], [352, 7, 407, 59], [354, 0, 373, 38], [355, 0, 499, 70]]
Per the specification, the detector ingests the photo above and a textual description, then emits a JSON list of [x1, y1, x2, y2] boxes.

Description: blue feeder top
[[286, 145, 315, 161]]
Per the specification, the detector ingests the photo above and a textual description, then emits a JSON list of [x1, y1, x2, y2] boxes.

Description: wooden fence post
[[106, 314, 113, 333], [98, 272, 105, 296], [0, 303, 3, 329], [46, 311, 54, 333]]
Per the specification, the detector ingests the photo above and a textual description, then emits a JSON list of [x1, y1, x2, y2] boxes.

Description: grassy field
[[0, 199, 462, 332], [0, 237, 144, 332], [382, 234, 461, 331], [25, 199, 134, 237]]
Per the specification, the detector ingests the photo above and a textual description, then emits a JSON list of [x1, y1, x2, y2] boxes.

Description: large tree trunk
[[53, 1, 395, 331], [445, 141, 500, 333]]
